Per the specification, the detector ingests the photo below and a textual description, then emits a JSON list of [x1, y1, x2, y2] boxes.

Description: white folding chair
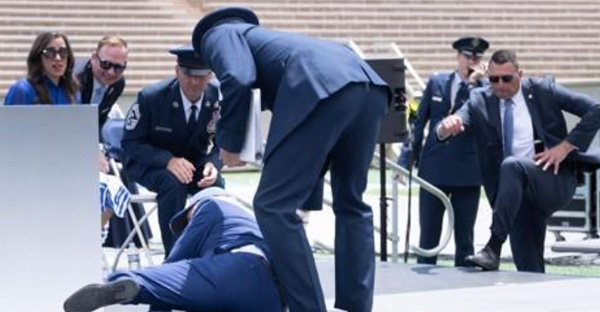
[[102, 117, 158, 271]]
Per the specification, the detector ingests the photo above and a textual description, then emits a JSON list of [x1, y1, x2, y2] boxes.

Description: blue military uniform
[[413, 37, 489, 266], [81, 188, 282, 312], [121, 46, 224, 254], [192, 7, 389, 312]]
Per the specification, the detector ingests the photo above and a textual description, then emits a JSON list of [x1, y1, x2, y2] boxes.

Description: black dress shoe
[[465, 246, 500, 271], [63, 279, 140, 312]]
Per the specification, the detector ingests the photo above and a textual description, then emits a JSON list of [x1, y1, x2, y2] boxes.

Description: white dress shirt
[[501, 86, 535, 158], [180, 88, 204, 122]]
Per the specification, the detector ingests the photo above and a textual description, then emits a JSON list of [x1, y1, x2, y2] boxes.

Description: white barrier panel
[[0, 105, 100, 311]]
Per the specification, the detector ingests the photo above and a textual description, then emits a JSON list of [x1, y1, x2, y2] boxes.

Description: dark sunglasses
[[489, 75, 515, 84], [96, 56, 127, 73], [42, 47, 69, 59]]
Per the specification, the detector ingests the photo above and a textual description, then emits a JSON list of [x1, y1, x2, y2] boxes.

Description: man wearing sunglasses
[[121, 45, 224, 256], [437, 49, 600, 273], [411, 36, 489, 267], [75, 35, 128, 131]]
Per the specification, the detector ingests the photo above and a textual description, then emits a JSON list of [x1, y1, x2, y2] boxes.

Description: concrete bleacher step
[[1, 0, 600, 98]]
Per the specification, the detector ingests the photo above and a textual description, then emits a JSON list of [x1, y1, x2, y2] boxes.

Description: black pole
[[379, 143, 388, 261], [403, 124, 415, 263], [403, 150, 413, 263]]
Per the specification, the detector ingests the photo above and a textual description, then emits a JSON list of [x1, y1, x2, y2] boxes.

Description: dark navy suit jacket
[[166, 198, 270, 263], [453, 77, 600, 204], [121, 78, 222, 181], [74, 58, 125, 130], [197, 23, 389, 161], [414, 72, 483, 186]]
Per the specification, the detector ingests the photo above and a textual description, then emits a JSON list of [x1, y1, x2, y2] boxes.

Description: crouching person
[[64, 187, 283, 312]]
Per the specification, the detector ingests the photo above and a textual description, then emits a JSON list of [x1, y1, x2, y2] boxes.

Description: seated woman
[[4, 31, 130, 243], [4, 31, 80, 105]]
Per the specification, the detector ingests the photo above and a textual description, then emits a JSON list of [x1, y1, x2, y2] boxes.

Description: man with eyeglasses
[[121, 45, 224, 256], [75, 35, 128, 131], [437, 49, 600, 273], [411, 36, 488, 267]]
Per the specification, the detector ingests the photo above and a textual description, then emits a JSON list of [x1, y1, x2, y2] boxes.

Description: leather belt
[[230, 244, 268, 264]]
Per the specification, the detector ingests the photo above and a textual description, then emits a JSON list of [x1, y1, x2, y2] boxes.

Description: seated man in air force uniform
[[121, 45, 224, 255]]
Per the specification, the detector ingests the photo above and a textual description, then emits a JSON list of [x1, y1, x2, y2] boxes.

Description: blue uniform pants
[[417, 185, 480, 266], [110, 253, 281, 312], [253, 83, 387, 312]]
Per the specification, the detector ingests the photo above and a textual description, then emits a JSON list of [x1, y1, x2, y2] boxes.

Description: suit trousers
[[109, 252, 281, 312], [253, 83, 388, 312], [491, 156, 577, 272], [417, 185, 480, 266], [108, 202, 282, 312]]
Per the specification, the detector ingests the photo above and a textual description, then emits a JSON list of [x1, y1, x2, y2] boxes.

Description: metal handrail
[[390, 43, 426, 90], [390, 42, 426, 101], [347, 40, 365, 58], [373, 152, 454, 258]]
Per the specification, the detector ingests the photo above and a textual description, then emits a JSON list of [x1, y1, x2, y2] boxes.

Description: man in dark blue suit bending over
[[192, 7, 389, 312], [121, 45, 224, 255], [64, 187, 282, 312], [438, 49, 600, 273]]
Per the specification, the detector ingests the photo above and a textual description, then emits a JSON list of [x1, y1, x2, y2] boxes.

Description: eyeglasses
[[96, 55, 127, 74], [489, 75, 515, 84], [42, 47, 69, 59]]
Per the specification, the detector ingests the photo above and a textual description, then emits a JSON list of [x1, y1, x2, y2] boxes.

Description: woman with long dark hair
[[4, 31, 80, 104], [4, 31, 130, 245]]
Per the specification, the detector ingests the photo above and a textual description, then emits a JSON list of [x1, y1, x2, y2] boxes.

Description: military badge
[[125, 103, 141, 131], [206, 103, 221, 134]]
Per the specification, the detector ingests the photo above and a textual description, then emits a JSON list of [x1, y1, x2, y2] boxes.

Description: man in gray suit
[[438, 49, 600, 273]]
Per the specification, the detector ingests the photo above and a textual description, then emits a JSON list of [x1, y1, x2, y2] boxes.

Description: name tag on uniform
[[154, 126, 173, 133], [432, 96, 443, 103]]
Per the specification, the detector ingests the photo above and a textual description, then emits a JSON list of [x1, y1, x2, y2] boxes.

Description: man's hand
[[533, 140, 576, 175], [220, 148, 247, 167], [167, 157, 195, 184], [99, 150, 109, 174], [468, 62, 488, 85], [438, 115, 465, 139], [197, 162, 218, 188]]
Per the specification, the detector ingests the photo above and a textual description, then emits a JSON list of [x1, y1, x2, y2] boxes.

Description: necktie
[[503, 99, 514, 158], [453, 82, 469, 113], [91, 84, 106, 104], [188, 105, 198, 135]]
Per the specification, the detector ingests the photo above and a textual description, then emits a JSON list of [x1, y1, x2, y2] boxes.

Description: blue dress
[[4, 76, 81, 105]]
